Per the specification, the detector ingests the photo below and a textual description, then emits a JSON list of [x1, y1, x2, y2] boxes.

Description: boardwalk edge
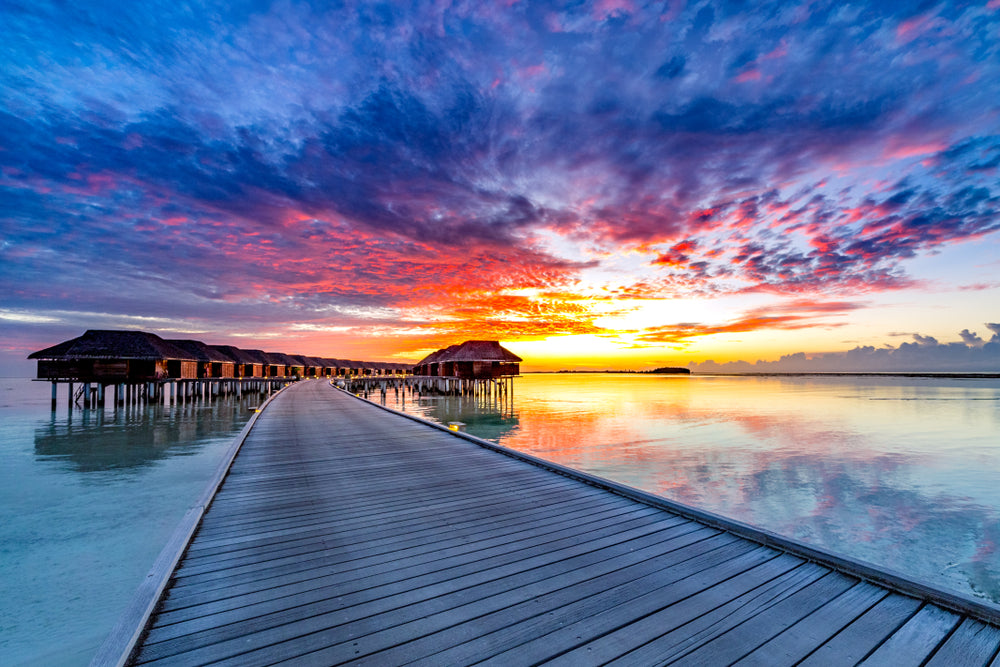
[[89, 385, 289, 667]]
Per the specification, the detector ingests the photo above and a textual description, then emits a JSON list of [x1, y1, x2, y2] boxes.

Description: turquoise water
[[383, 373, 1000, 605], [0, 378, 257, 666]]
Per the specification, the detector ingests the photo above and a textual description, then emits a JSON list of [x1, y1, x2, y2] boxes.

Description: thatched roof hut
[[445, 340, 521, 379], [29, 329, 420, 383], [167, 339, 236, 378], [260, 352, 288, 377], [286, 355, 325, 377], [414, 341, 521, 378], [264, 352, 303, 377], [29, 330, 197, 381], [210, 345, 264, 378], [238, 349, 270, 374], [414, 345, 457, 376]]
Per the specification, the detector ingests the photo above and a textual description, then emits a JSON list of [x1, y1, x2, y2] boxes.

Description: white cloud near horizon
[[690, 324, 1000, 373]]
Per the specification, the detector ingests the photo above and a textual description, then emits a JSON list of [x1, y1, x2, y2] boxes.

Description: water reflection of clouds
[[449, 375, 1000, 604]]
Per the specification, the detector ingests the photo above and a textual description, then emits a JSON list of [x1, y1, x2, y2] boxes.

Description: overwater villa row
[[28, 329, 413, 409], [346, 340, 523, 401]]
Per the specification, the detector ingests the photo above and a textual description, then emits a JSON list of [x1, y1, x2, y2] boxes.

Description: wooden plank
[[164, 533, 752, 667], [659, 570, 858, 665], [164, 495, 645, 599], [171, 498, 659, 585], [253, 528, 734, 667], [924, 617, 1000, 666], [136, 514, 691, 663], [359, 537, 759, 667], [180, 476, 578, 561], [557, 559, 841, 667], [798, 594, 923, 666], [534, 555, 815, 667], [154, 507, 675, 626], [858, 604, 960, 665], [733, 582, 887, 666]]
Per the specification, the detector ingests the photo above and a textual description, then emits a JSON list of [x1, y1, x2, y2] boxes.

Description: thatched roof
[[418, 341, 521, 365], [240, 349, 270, 365], [385, 361, 409, 371], [167, 339, 233, 363], [28, 330, 194, 361], [265, 352, 301, 367], [414, 345, 458, 367], [29, 329, 419, 372], [209, 345, 259, 365], [289, 354, 326, 368]]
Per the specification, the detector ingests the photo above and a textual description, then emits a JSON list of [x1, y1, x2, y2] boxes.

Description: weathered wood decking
[[106, 379, 1000, 665]]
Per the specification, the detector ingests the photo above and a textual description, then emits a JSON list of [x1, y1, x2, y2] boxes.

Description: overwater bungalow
[[276, 353, 305, 378], [318, 358, 340, 377], [289, 355, 326, 378], [29, 330, 197, 381], [210, 345, 264, 378], [166, 339, 236, 378], [240, 349, 272, 377], [415, 341, 521, 379], [413, 346, 454, 377], [261, 352, 288, 378]]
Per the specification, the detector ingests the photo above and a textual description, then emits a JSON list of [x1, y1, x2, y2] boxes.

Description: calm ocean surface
[[1, 373, 999, 664], [0, 378, 257, 666]]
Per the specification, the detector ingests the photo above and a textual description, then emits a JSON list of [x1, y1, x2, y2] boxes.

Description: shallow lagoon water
[[0, 378, 256, 665], [384, 373, 1000, 605]]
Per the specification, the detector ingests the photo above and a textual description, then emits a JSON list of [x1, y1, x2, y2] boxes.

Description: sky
[[2, 0, 1000, 374]]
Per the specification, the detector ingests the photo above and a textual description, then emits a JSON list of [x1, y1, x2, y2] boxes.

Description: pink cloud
[[883, 140, 948, 161], [594, 0, 635, 21], [762, 40, 788, 60]]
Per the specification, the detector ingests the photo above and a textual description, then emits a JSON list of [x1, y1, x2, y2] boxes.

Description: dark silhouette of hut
[[210, 345, 263, 378], [167, 339, 236, 378], [29, 330, 197, 381]]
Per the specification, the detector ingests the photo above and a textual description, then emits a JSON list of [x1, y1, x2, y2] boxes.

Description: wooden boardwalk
[[105, 380, 1000, 665]]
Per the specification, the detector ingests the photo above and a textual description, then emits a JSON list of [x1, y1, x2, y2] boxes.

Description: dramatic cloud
[[2, 0, 999, 366], [635, 299, 866, 345]]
